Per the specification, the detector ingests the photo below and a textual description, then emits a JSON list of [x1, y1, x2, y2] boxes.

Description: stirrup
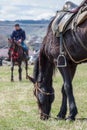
[[57, 54, 67, 68]]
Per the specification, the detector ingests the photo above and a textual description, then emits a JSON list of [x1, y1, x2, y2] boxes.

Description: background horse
[[28, 4, 87, 121], [9, 39, 28, 81]]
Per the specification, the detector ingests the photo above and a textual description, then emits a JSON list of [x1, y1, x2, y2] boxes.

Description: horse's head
[[28, 58, 55, 120], [8, 39, 16, 49], [28, 76, 55, 120]]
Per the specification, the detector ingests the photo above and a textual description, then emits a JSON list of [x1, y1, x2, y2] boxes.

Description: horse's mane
[[47, 17, 55, 34], [33, 17, 56, 81], [42, 17, 56, 48]]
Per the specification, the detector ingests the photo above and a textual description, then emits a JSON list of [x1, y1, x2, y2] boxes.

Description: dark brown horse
[[28, 4, 87, 121], [9, 39, 28, 81]]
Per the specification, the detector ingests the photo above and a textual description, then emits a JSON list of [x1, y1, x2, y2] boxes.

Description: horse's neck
[[41, 62, 53, 89]]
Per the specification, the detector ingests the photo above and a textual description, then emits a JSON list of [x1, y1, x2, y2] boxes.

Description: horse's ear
[[27, 75, 36, 84]]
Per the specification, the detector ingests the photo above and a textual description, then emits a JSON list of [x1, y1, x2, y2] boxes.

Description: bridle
[[34, 82, 54, 96], [34, 82, 56, 120]]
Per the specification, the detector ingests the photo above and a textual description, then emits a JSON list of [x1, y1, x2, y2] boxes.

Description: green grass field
[[0, 64, 87, 130]]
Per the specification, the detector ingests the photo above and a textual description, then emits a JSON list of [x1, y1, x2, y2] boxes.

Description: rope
[[34, 83, 54, 96], [71, 5, 87, 51], [63, 7, 87, 64], [64, 41, 87, 64]]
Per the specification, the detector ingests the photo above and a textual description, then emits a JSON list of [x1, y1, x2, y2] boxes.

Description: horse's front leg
[[57, 65, 76, 120], [57, 84, 67, 120], [62, 66, 78, 121], [18, 63, 22, 81], [11, 62, 14, 82]]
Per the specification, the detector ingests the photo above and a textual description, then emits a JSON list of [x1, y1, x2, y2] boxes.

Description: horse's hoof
[[66, 116, 75, 122], [26, 77, 28, 79], [57, 117, 65, 120], [19, 79, 22, 81], [57, 116, 65, 120], [11, 80, 14, 82]]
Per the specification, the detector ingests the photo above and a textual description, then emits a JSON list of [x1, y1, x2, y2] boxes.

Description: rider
[[8, 24, 29, 61]]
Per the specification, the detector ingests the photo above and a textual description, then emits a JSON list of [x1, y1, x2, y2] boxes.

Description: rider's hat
[[15, 24, 20, 27]]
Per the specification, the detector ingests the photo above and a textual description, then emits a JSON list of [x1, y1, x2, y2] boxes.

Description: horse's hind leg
[[11, 62, 14, 82], [57, 65, 76, 119], [25, 61, 28, 79], [18, 63, 22, 81]]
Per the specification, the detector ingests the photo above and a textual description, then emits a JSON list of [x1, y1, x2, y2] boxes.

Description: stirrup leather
[[57, 33, 67, 67]]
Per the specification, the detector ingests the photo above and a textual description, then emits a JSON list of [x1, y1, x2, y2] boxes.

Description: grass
[[0, 64, 87, 130]]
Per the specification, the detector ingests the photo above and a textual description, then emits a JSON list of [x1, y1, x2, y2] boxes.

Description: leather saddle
[[63, 1, 78, 12], [52, 1, 87, 37]]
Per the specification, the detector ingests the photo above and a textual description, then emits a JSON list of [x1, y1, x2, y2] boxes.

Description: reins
[[34, 83, 54, 96]]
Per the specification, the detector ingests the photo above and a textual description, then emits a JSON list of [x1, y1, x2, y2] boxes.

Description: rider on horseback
[[8, 24, 29, 61]]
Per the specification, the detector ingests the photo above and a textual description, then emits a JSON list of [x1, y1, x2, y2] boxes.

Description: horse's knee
[[61, 85, 66, 95], [64, 82, 72, 95]]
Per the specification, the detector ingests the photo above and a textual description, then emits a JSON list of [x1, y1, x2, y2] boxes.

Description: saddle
[[63, 1, 78, 13], [52, 1, 87, 37], [52, 1, 87, 67]]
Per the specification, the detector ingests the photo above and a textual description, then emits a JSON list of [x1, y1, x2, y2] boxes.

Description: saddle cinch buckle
[[57, 53, 67, 68]]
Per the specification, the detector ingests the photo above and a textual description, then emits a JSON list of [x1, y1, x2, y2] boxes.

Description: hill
[[15, 19, 50, 24]]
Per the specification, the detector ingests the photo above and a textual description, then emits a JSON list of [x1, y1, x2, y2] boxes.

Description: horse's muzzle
[[40, 112, 49, 120]]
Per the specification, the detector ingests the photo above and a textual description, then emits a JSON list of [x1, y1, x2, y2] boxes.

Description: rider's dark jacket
[[11, 28, 26, 42]]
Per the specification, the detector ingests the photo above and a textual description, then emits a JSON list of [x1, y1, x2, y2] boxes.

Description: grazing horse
[[8, 39, 28, 81], [28, 3, 87, 120]]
